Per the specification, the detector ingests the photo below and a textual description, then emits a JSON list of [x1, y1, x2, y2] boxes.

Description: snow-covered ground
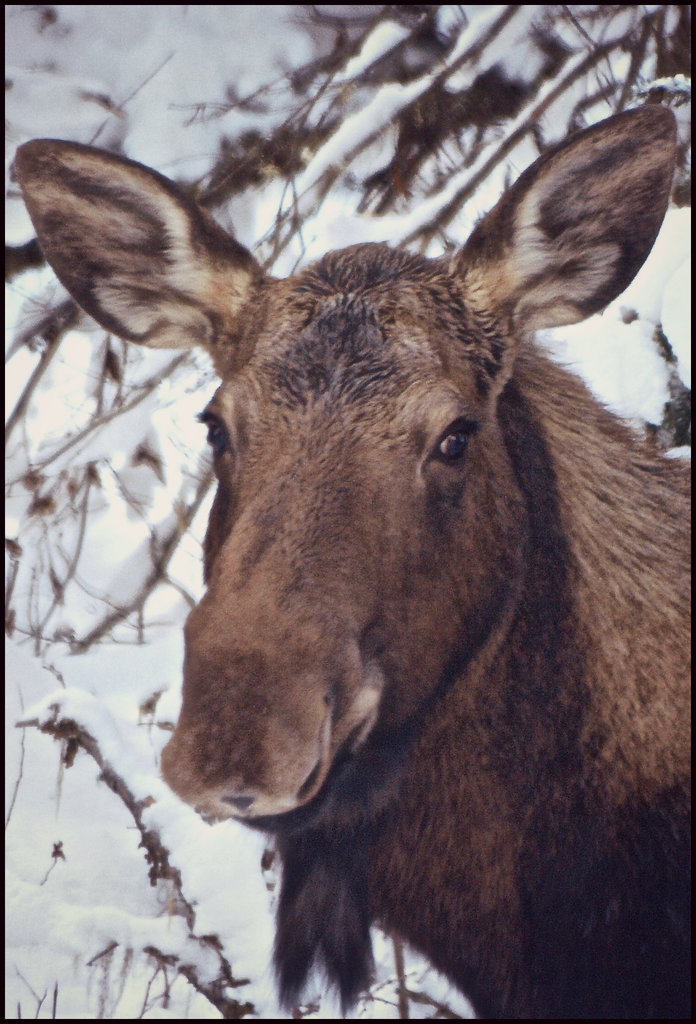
[[5, 5, 690, 1020]]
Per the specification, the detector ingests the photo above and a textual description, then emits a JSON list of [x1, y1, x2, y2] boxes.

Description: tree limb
[[17, 708, 256, 1019]]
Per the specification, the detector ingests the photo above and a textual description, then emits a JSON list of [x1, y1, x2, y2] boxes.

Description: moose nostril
[[222, 793, 256, 813]]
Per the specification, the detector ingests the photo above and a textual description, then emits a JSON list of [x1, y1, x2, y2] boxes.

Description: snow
[[334, 21, 413, 85], [661, 256, 691, 386], [539, 207, 691, 423], [5, 5, 690, 1021]]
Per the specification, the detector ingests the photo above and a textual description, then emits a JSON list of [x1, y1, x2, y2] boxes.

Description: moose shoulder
[[16, 106, 690, 1019]]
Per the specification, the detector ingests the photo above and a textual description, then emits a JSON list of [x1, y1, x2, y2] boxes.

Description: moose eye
[[199, 413, 230, 457], [436, 419, 479, 463]]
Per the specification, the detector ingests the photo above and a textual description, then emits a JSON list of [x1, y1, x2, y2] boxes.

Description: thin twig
[[8, 352, 191, 484], [32, 467, 94, 651], [5, 686, 27, 829], [69, 467, 213, 651], [393, 934, 409, 1019], [88, 52, 175, 149], [5, 301, 79, 445]]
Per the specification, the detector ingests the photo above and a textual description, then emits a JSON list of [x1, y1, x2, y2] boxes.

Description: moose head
[[16, 105, 690, 1018]]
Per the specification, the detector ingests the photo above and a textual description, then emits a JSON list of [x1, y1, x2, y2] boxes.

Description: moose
[[16, 105, 690, 1019]]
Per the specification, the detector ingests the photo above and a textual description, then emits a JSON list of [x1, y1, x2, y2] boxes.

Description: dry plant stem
[[16, 711, 255, 1019], [86, 941, 119, 967], [5, 707, 27, 828], [5, 550, 21, 633], [31, 469, 94, 654]]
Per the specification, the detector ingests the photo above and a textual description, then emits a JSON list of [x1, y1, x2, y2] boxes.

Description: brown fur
[[16, 106, 690, 1018]]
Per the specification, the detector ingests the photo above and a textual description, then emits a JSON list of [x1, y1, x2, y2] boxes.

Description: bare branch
[[19, 709, 255, 1018], [400, 28, 639, 249]]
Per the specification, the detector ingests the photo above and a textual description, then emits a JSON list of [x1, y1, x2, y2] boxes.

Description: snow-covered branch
[[16, 704, 257, 1019]]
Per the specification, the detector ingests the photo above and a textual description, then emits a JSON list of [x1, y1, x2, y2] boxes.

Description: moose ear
[[15, 139, 262, 352], [453, 106, 677, 335]]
